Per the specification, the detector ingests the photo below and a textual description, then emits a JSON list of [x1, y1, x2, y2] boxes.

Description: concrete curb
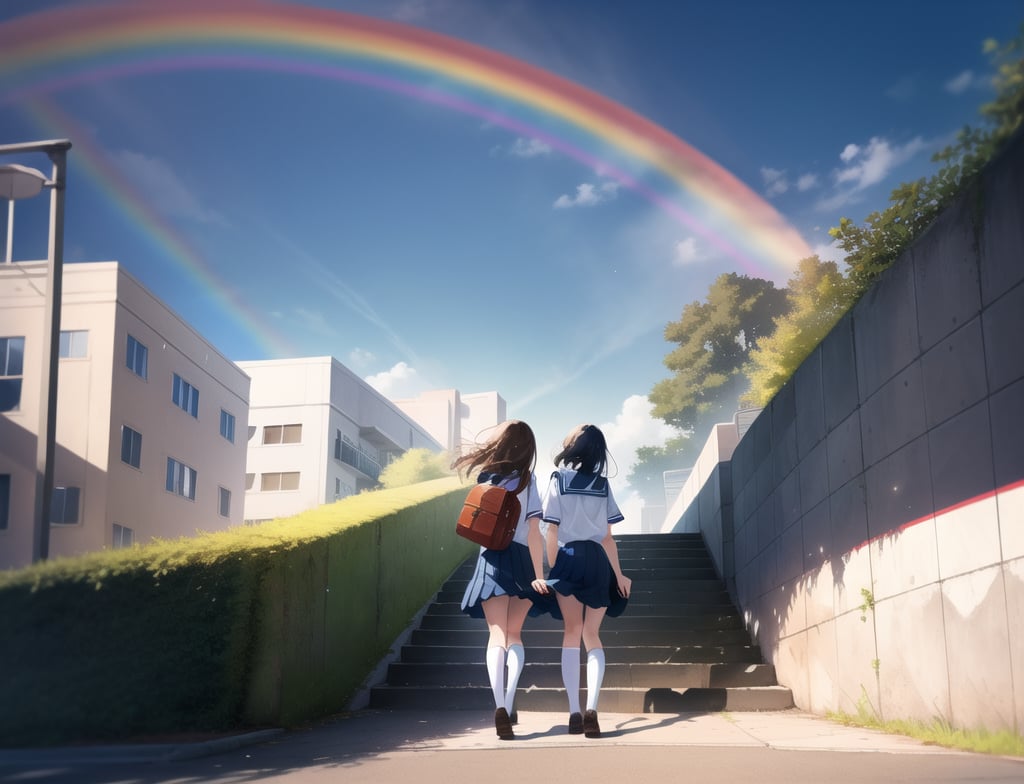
[[0, 728, 284, 766]]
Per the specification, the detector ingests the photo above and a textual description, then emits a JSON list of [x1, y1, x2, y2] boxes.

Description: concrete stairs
[[369, 533, 793, 713]]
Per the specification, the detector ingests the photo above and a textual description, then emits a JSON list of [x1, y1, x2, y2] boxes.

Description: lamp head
[[0, 163, 50, 200]]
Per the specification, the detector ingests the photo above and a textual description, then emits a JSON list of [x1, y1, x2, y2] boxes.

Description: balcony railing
[[335, 439, 381, 481]]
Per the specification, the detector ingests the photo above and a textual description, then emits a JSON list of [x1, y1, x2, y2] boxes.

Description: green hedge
[[0, 477, 473, 746]]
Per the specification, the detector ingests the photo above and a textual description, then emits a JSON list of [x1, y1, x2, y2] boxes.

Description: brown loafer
[[583, 709, 601, 738], [494, 707, 515, 740], [568, 711, 584, 734]]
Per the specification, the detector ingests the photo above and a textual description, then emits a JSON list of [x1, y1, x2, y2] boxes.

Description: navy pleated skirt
[[546, 539, 628, 617], [460, 542, 559, 619]]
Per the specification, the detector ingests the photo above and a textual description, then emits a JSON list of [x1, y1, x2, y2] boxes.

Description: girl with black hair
[[452, 419, 552, 740], [541, 423, 631, 738]]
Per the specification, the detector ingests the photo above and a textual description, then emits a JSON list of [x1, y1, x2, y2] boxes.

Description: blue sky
[[1, 0, 1020, 524]]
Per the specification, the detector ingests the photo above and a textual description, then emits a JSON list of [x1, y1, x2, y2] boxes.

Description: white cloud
[[761, 166, 788, 197], [834, 136, 926, 190], [942, 69, 974, 95], [348, 348, 376, 370], [796, 173, 819, 192], [111, 150, 225, 225], [364, 361, 430, 400], [672, 237, 701, 267], [885, 76, 917, 101], [813, 239, 846, 265], [599, 395, 678, 478], [553, 181, 620, 208], [509, 137, 552, 158], [839, 143, 861, 163]]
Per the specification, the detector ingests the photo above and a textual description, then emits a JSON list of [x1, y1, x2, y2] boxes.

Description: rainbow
[[25, 96, 298, 358], [0, 0, 813, 278]]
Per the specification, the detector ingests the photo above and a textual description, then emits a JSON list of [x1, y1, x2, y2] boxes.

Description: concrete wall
[[663, 131, 1024, 732]]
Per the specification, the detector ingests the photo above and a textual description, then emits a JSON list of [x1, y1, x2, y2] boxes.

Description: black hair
[[553, 423, 608, 475]]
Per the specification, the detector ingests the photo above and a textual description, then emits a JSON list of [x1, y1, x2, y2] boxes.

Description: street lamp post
[[0, 139, 71, 563]]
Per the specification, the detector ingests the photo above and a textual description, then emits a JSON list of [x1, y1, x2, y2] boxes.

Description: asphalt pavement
[[2, 709, 1023, 784]]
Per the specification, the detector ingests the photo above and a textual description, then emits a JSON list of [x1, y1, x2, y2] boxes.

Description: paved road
[[2, 710, 1022, 784]]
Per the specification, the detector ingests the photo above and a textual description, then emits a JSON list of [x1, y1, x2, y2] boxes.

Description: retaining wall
[[664, 130, 1024, 732]]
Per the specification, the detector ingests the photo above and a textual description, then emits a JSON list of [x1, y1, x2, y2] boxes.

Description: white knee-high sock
[[561, 647, 581, 714], [505, 643, 525, 713], [586, 648, 606, 711], [486, 646, 506, 710]]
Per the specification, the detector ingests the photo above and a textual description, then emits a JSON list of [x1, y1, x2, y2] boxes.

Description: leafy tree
[[832, 25, 1024, 294], [627, 436, 698, 502], [649, 272, 789, 431], [630, 273, 788, 501], [743, 255, 855, 406], [378, 448, 452, 489]]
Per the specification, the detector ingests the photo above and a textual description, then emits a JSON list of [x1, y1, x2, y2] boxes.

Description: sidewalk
[[4, 710, 1024, 784], [0, 708, 979, 764]]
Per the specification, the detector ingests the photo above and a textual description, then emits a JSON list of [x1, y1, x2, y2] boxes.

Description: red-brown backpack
[[455, 474, 526, 550]]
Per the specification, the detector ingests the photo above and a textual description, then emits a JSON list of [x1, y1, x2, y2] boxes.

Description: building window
[[220, 409, 235, 443], [0, 474, 9, 530], [120, 426, 142, 468], [50, 486, 80, 525], [245, 473, 255, 490], [0, 336, 25, 412], [112, 523, 134, 549], [126, 335, 148, 379], [172, 373, 199, 418], [166, 458, 197, 500], [59, 330, 89, 358], [263, 424, 301, 445], [260, 471, 300, 491], [218, 487, 231, 517]]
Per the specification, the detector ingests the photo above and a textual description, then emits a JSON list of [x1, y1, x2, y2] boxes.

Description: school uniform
[[460, 472, 555, 618], [541, 467, 628, 617]]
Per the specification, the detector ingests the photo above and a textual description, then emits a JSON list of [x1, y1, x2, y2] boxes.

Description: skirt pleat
[[546, 539, 628, 617], [460, 542, 558, 619]]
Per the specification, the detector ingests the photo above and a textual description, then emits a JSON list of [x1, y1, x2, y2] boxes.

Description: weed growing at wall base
[[827, 708, 1024, 758]]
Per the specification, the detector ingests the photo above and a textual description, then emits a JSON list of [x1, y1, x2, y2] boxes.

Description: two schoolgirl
[[456, 421, 630, 740]]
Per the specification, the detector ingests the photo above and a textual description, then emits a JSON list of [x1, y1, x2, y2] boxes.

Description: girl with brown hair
[[453, 419, 552, 740]]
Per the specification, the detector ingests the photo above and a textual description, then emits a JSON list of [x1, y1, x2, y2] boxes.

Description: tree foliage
[[378, 448, 452, 489], [649, 272, 789, 431], [631, 26, 1024, 502], [626, 435, 698, 502], [631, 273, 788, 500], [831, 24, 1024, 294], [743, 255, 856, 406]]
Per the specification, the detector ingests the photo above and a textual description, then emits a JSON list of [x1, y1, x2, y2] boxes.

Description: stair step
[[364, 533, 792, 714], [401, 643, 763, 664], [425, 600, 738, 616], [409, 628, 754, 648], [369, 685, 794, 713], [385, 661, 777, 687], [417, 614, 744, 632], [435, 588, 734, 604]]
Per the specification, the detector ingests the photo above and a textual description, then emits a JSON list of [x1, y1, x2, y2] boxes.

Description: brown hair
[[451, 420, 537, 488]]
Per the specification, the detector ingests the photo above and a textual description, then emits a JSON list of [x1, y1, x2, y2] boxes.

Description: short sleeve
[[541, 471, 561, 525], [524, 475, 543, 519], [606, 483, 624, 524]]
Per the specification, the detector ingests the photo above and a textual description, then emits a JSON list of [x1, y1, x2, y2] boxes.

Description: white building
[[237, 357, 444, 523], [392, 389, 506, 453], [0, 261, 250, 570]]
